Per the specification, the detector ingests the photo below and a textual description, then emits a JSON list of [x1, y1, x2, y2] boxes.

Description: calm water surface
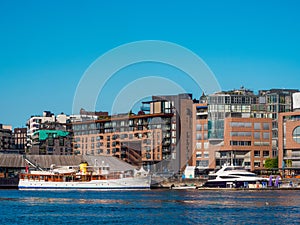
[[0, 189, 299, 225]]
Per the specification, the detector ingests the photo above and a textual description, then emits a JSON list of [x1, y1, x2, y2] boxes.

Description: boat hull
[[18, 176, 151, 190], [171, 186, 196, 190], [203, 179, 268, 188]]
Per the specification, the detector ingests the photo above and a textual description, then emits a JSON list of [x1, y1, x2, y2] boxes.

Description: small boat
[[202, 165, 268, 188], [170, 184, 197, 190], [18, 162, 151, 190]]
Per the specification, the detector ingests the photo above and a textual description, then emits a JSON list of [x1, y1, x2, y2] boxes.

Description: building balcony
[[284, 156, 300, 160], [196, 112, 208, 116]]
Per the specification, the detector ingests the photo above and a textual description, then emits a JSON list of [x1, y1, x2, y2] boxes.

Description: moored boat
[[18, 161, 151, 190], [202, 165, 268, 188], [170, 184, 197, 190]]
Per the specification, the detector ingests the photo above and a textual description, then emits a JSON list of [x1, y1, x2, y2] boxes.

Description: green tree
[[264, 157, 278, 169]]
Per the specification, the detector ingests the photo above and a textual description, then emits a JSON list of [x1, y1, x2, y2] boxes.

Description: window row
[[196, 151, 209, 158], [230, 141, 251, 146], [254, 150, 270, 157]]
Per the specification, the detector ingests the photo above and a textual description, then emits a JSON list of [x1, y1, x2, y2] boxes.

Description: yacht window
[[219, 176, 239, 179], [231, 174, 255, 177], [208, 175, 217, 180]]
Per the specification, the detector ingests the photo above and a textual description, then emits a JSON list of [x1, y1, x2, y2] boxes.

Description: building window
[[75, 137, 80, 142], [254, 161, 260, 167], [172, 123, 176, 130], [204, 142, 209, 149], [263, 132, 270, 139], [230, 141, 251, 146], [196, 142, 202, 149], [59, 138, 64, 146], [244, 162, 250, 167], [204, 151, 209, 158], [263, 151, 269, 157], [196, 124, 202, 131], [196, 152, 202, 158], [292, 126, 300, 144], [196, 133, 202, 140], [263, 123, 270, 130], [254, 123, 261, 130], [254, 132, 260, 139], [172, 131, 176, 137], [254, 151, 260, 157], [196, 160, 208, 167], [172, 138, 176, 144]]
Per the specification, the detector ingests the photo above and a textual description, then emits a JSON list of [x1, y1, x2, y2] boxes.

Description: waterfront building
[[29, 129, 73, 155], [207, 87, 257, 141], [72, 101, 173, 172], [13, 128, 27, 153], [69, 109, 109, 123], [191, 88, 298, 171], [0, 124, 14, 153], [218, 117, 272, 171], [26, 111, 74, 155], [26, 111, 56, 136], [278, 92, 300, 174], [192, 97, 212, 170], [26, 111, 57, 149], [256, 89, 299, 158], [152, 93, 194, 173], [72, 94, 195, 174], [204, 88, 259, 170]]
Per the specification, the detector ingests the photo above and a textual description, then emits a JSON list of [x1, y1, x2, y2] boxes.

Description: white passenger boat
[[203, 165, 268, 188], [18, 162, 151, 190]]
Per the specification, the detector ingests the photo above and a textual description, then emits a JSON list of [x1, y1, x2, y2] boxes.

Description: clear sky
[[1, 0, 300, 128]]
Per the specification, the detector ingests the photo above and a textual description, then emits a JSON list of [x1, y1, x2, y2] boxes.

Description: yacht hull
[[19, 176, 151, 190]]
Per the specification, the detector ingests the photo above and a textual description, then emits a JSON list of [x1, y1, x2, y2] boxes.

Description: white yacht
[[203, 165, 268, 188]]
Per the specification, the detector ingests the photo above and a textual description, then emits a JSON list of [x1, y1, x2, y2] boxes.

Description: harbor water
[[0, 189, 299, 225]]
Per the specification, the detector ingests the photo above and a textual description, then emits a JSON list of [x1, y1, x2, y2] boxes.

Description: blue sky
[[1, 0, 300, 128]]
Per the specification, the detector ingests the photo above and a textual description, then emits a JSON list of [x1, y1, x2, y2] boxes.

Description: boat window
[[208, 175, 217, 180], [224, 167, 244, 171], [219, 176, 239, 179], [231, 174, 256, 177]]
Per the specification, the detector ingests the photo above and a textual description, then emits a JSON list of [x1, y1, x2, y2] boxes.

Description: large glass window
[[254, 151, 260, 157], [293, 126, 300, 144], [263, 132, 270, 139], [196, 124, 202, 131], [196, 133, 202, 140], [204, 151, 209, 158], [254, 132, 260, 139], [196, 160, 209, 167], [263, 123, 270, 130], [263, 151, 269, 157], [196, 152, 202, 158], [254, 123, 261, 130], [204, 142, 209, 149]]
